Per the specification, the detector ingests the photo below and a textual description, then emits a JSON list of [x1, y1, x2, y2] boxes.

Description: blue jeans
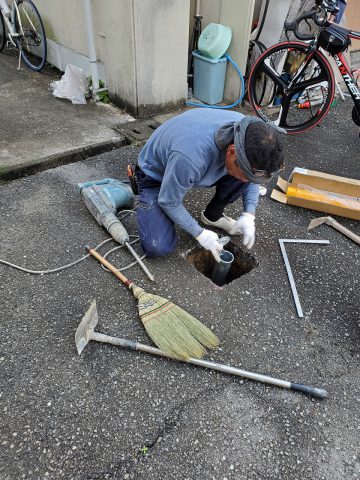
[[135, 166, 246, 257]]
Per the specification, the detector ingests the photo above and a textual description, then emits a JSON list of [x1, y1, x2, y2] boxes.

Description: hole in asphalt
[[186, 241, 259, 287], [132, 129, 141, 134]]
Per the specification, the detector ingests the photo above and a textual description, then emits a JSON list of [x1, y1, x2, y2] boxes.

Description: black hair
[[244, 123, 284, 172]]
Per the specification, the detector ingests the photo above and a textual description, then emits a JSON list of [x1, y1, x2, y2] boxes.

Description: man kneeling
[[134, 108, 284, 262]]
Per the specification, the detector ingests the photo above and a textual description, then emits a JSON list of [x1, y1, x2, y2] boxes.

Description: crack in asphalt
[[85, 385, 227, 480]]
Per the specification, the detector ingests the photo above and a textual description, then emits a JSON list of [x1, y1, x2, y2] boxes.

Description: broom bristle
[[176, 308, 219, 350], [131, 286, 219, 360]]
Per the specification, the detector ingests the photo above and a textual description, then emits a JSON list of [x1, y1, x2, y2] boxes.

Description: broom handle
[[86, 246, 133, 289], [89, 332, 328, 399]]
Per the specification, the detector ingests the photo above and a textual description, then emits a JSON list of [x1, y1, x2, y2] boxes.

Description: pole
[[83, 0, 100, 91]]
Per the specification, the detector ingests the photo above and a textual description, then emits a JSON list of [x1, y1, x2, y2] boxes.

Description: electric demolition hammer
[[78, 178, 154, 281]]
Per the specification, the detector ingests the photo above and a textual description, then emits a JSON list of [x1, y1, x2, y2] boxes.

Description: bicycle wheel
[[244, 40, 275, 105], [0, 11, 5, 52], [14, 0, 46, 71], [248, 42, 335, 134]]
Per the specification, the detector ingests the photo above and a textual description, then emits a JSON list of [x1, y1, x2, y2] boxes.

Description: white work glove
[[196, 229, 223, 263], [228, 212, 256, 249]]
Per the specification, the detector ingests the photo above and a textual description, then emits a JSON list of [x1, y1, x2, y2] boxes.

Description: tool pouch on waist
[[127, 164, 139, 195]]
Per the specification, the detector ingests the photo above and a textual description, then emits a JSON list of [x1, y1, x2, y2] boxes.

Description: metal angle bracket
[[278, 239, 330, 318]]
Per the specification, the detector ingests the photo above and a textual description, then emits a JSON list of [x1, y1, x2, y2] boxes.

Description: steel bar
[[125, 242, 154, 282], [278, 239, 330, 318], [280, 239, 330, 244]]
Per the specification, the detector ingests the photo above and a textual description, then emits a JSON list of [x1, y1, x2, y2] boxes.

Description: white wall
[[35, 0, 189, 116], [92, 0, 137, 110], [133, 0, 189, 116]]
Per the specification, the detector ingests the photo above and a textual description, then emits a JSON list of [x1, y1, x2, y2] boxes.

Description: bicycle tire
[[243, 40, 273, 106], [0, 11, 5, 52], [14, 0, 46, 71], [248, 41, 335, 134]]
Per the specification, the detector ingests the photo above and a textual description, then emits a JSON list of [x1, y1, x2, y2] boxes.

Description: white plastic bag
[[50, 64, 87, 105]]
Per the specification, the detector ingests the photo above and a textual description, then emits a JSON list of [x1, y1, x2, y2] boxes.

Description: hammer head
[[308, 216, 331, 230], [75, 299, 99, 355]]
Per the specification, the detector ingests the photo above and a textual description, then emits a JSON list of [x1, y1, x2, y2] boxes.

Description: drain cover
[[114, 120, 160, 144]]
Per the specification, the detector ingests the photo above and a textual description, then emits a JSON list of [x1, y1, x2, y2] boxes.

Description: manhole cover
[[187, 241, 258, 287]]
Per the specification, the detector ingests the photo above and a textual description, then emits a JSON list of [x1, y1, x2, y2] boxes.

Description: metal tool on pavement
[[75, 299, 328, 399], [308, 216, 360, 245], [279, 239, 330, 318], [78, 178, 154, 281]]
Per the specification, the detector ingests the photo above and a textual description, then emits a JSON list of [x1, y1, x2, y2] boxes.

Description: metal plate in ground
[[113, 120, 160, 145]]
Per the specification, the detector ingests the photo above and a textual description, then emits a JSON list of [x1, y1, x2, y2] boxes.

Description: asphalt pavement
[[1, 94, 360, 478], [0, 50, 133, 181]]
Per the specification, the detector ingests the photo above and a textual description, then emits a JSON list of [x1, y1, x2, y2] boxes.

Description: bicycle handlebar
[[284, 8, 327, 41]]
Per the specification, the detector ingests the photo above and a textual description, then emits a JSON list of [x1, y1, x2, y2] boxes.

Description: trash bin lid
[[198, 23, 232, 59]]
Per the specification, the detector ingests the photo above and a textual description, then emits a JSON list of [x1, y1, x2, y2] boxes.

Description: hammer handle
[[327, 218, 360, 245], [86, 246, 133, 288]]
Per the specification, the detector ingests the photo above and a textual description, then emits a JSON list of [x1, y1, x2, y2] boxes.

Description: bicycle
[[247, 0, 360, 134], [0, 0, 46, 71]]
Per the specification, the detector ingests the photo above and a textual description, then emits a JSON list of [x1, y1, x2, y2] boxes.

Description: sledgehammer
[[308, 216, 360, 245], [75, 300, 328, 399]]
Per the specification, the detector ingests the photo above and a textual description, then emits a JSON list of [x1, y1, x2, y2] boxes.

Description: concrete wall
[[133, 0, 189, 116], [35, 0, 189, 116], [93, 0, 137, 113]]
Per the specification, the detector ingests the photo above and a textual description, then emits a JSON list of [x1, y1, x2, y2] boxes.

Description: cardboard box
[[271, 168, 360, 221]]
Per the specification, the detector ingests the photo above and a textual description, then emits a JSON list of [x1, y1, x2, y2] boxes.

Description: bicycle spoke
[[278, 95, 292, 128], [261, 57, 289, 90], [290, 72, 330, 94]]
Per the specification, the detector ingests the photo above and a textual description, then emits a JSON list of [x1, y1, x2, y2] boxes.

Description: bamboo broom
[[86, 246, 219, 360]]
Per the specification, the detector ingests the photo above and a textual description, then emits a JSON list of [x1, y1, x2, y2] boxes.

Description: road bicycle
[[0, 0, 46, 71], [247, 0, 360, 134]]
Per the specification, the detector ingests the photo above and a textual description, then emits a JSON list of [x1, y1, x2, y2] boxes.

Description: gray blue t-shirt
[[138, 108, 259, 237]]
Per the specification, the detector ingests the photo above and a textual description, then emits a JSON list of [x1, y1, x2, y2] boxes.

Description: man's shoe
[[200, 211, 237, 234]]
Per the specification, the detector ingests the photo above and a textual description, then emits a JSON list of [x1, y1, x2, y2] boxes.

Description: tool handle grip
[[290, 383, 328, 399], [85, 246, 133, 288], [328, 218, 360, 245]]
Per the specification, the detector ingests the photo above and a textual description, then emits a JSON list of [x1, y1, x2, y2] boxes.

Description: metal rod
[[280, 239, 330, 244], [88, 331, 328, 399], [279, 240, 303, 317], [278, 239, 330, 318], [195, 0, 201, 17], [125, 242, 154, 282]]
